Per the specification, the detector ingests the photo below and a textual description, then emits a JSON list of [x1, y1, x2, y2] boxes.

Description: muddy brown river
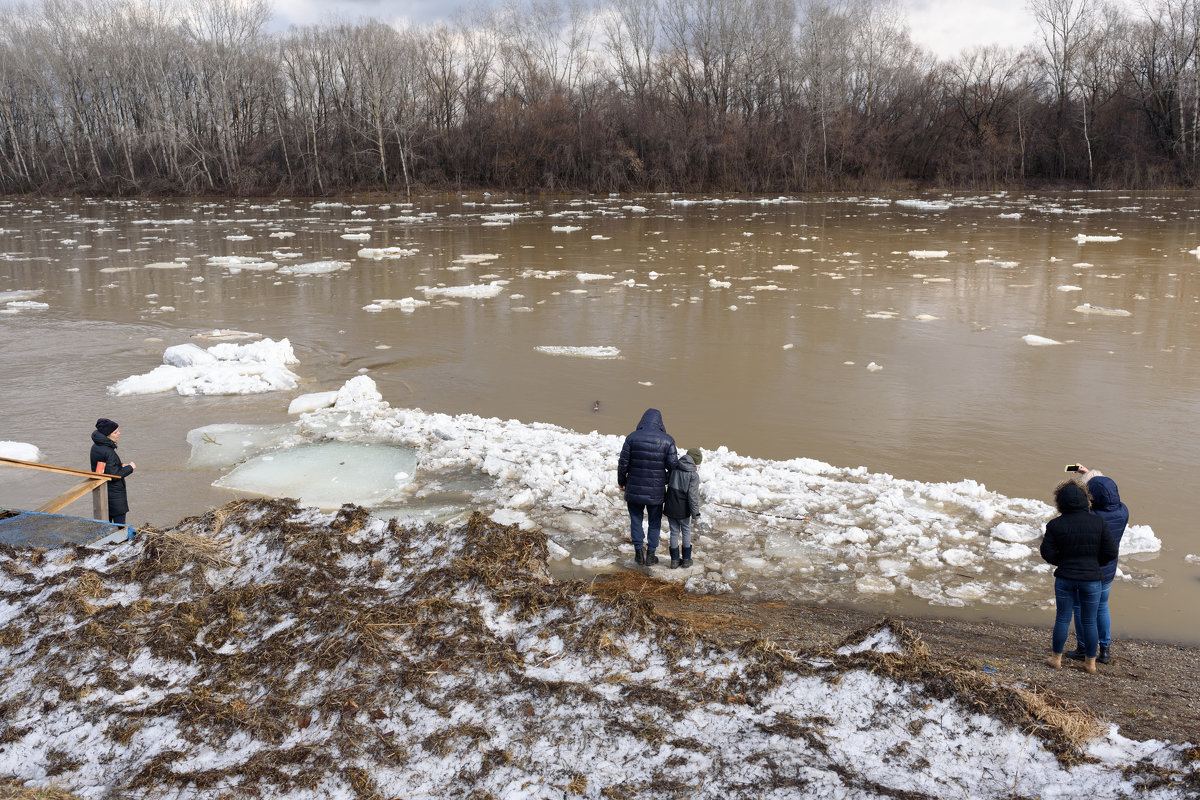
[[2, 191, 1198, 644]]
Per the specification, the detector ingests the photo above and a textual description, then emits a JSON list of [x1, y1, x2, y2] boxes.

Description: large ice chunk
[[0, 441, 40, 462], [110, 339, 300, 396], [214, 441, 417, 508], [186, 423, 298, 468]]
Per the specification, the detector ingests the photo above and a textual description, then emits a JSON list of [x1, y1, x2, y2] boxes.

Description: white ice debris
[[534, 346, 621, 358], [1075, 234, 1123, 242], [1058, 285, 1083, 292], [358, 247, 418, 259], [896, 199, 951, 211], [108, 338, 300, 397], [908, 250, 949, 258], [1186, 554, 1200, 564], [709, 278, 732, 288], [550, 225, 582, 233], [284, 376, 1165, 612], [866, 362, 883, 371], [185, 422, 298, 468], [424, 282, 506, 299], [576, 273, 614, 282], [278, 260, 349, 275], [363, 297, 431, 312], [0, 289, 43, 303], [0, 441, 40, 461], [4, 300, 49, 311], [1074, 304, 1132, 317], [1022, 334, 1064, 346], [452, 253, 499, 264], [287, 391, 339, 414], [1120, 524, 1162, 555]]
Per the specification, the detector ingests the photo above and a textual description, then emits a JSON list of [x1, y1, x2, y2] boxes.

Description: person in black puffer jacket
[[1065, 466, 1129, 665], [617, 409, 679, 566], [1040, 481, 1118, 674], [89, 418, 136, 526]]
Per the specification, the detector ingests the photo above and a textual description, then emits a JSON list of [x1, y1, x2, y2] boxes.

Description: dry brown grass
[[0, 778, 83, 800]]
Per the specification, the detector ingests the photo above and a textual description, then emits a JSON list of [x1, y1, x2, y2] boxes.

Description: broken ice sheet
[[186, 422, 299, 469], [214, 441, 417, 508]]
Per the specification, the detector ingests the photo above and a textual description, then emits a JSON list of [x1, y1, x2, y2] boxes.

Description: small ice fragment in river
[[425, 282, 506, 299], [341, 233, 370, 241], [226, 234, 252, 241], [866, 362, 883, 372], [576, 273, 614, 282], [278, 260, 349, 275], [288, 391, 339, 414], [782, 343, 794, 350], [1074, 303, 1132, 317], [145, 262, 187, 270], [163, 343, 217, 367], [896, 199, 951, 211], [1186, 554, 1200, 564], [453, 253, 499, 264], [773, 264, 800, 271], [0, 290, 44, 303], [991, 521, 1039, 543], [534, 346, 621, 358], [1074, 233, 1122, 242], [358, 247, 418, 260], [214, 441, 417, 508], [638, 381, 653, 386], [550, 225, 581, 233], [0, 441, 40, 461], [365, 298, 431, 312], [908, 250, 948, 258], [1058, 285, 1083, 292], [855, 575, 896, 595], [914, 314, 938, 321], [709, 279, 731, 288], [1022, 334, 1063, 346], [5, 300, 49, 311]]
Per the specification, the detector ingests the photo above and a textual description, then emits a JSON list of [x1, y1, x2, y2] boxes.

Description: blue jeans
[[1053, 577, 1101, 657], [1073, 581, 1113, 648], [627, 502, 663, 552], [668, 516, 691, 552]]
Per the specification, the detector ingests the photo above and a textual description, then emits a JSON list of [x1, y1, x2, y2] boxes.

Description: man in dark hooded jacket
[[1067, 466, 1129, 664], [89, 418, 135, 526], [617, 409, 679, 565]]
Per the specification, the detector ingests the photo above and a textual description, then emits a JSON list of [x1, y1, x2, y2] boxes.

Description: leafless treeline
[[1, 0, 1199, 196]]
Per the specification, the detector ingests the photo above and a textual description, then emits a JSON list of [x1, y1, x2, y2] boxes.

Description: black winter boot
[[634, 547, 645, 565], [645, 549, 659, 565], [669, 548, 681, 569], [681, 547, 693, 568], [1066, 643, 1086, 661], [1097, 645, 1112, 664]]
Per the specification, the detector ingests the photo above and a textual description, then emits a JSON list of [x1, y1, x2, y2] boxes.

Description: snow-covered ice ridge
[[295, 378, 1160, 611], [0, 502, 1191, 799]]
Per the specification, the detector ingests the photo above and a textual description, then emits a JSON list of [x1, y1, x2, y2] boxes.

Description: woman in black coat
[[89, 418, 135, 525], [1039, 481, 1118, 674]]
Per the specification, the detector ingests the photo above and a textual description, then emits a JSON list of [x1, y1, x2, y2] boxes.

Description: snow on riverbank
[[275, 377, 1161, 613], [0, 503, 1192, 800]]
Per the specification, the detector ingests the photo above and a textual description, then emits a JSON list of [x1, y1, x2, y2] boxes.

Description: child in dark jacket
[[664, 447, 703, 568]]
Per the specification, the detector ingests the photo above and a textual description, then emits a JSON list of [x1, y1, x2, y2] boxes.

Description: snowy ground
[[191, 376, 1163, 616], [0, 501, 1193, 800]]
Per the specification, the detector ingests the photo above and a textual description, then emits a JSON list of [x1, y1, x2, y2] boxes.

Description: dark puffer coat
[[1039, 483, 1118, 582], [1086, 476, 1128, 584], [89, 430, 133, 515], [617, 409, 679, 505]]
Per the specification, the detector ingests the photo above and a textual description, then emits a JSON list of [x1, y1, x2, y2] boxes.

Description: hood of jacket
[[636, 408, 665, 433], [91, 429, 117, 449], [1087, 476, 1121, 510], [675, 454, 697, 472], [1057, 482, 1089, 513]]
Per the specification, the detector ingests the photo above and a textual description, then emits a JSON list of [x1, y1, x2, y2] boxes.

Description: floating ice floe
[[709, 279, 732, 288], [108, 338, 300, 397], [896, 199, 951, 211], [363, 297, 431, 312], [0, 441, 40, 461], [287, 391, 340, 415], [550, 225, 581, 233], [226, 234, 252, 241], [1074, 304, 1132, 317], [1186, 554, 1199, 564], [1058, 285, 1083, 292], [914, 314, 939, 321], [909, 250, 949, 259], [0, 289, 43, 303], [208, 255, 277, 271], [424, 282, 506, 299], [358, 247, 418, 260], [1022, 334, 1064, 346], [1075, 234, 1123, 243], [214, 441, 417, 508], [535, 346, 621, 358], [341, 233, 371, 241], [185, 422, 299, 468], [576, 273, 614, 282], [452, 253, 499, 264], [866, 362, 883, 372], [4, 300, 48, 312], [278, 260, 349, 275], [144, 261, 187, 270]]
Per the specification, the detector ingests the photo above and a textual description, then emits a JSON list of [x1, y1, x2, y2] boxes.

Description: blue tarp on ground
[[0, 511, 130, 548]]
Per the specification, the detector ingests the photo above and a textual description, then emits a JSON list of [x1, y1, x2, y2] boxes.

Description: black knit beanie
[[96, 418, 119, 436]]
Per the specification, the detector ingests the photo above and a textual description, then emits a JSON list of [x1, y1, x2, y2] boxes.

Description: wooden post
[[92, 482, 109, 521]]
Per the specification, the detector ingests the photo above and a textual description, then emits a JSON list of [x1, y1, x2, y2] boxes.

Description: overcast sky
[[265, 0, 1046, 59]]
